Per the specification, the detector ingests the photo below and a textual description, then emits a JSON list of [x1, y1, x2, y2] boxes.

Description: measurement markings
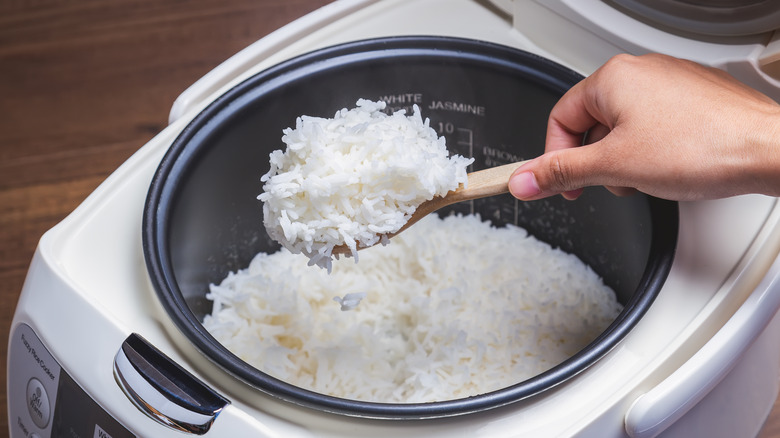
[[456, 128, 475, 216]]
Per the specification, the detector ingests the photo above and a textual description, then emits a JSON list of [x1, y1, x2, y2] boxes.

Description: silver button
[[26, 378, 51, 429]]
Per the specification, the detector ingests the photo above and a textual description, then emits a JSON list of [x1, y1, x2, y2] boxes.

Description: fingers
[[507, 145, 639, 201], [510, 75, 613, 201], [545, 76, 603, 153], [510, 54, 651, 201], [508, 146, 601, 201], [606, 186, 637, 197]]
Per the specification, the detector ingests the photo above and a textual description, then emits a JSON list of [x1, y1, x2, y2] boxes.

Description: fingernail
[[509, 171, 541, 199]]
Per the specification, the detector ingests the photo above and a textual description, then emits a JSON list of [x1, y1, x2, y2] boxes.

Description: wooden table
[[1, 1, 779, 436]]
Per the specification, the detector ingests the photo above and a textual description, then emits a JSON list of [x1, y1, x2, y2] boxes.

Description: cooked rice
[[258, 99, 473, 272], [203, 214, 623, 404]]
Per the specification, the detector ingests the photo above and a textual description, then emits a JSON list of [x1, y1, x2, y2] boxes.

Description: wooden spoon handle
[[452, 160, 528, 203], [392, 160, 527, 236], [333, 161, 527, 255]]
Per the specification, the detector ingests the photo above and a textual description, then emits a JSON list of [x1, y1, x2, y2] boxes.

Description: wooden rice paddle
[[332, 161, 527, 255]]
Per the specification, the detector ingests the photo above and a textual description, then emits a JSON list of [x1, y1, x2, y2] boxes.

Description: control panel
[[8, 323, 135, 438]]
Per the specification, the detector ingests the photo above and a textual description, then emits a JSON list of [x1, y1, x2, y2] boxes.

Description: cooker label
[[378, 92, 423, 114], [482, 145, 524, 166], [95, 424, 114, 438], [377, 92, 422, 104], [21, 332, 56, 382], [427, 100, 486, 116]]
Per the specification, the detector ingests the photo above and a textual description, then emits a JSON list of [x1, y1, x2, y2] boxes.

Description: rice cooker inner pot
[[143, 36, 679, 419]]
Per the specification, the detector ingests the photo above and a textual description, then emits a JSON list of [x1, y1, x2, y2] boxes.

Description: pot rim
[[143, 35, 679, 419]]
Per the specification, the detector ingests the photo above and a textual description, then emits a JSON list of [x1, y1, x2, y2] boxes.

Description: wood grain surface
[[1, 1, 779, 436]]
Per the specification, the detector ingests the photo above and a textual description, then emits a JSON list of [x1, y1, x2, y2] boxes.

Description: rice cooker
[[8, 0, 780, 437]]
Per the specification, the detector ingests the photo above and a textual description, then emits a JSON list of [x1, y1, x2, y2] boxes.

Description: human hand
[[508, 53, 780, 202]]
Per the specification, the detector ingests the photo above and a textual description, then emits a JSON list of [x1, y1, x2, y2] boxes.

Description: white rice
[[203, 214, 623, 404], [258, 99, 473, 272]]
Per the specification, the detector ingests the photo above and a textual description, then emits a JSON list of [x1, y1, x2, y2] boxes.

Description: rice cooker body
[[143, 36, 679, 418]]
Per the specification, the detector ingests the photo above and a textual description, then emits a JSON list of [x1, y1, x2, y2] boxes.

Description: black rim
[[143, 36, 679, 419]]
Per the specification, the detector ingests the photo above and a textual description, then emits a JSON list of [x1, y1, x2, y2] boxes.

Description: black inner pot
[[143, 36, 678, 419]]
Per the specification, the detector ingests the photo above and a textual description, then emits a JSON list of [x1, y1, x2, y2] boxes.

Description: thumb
[[509, 147, 599, 201]]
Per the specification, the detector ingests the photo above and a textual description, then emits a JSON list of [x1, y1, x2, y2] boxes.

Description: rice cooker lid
[[604, 0, 780, 36]]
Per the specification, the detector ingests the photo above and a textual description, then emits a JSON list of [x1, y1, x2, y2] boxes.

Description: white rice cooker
[[8, 1, 780, 437]]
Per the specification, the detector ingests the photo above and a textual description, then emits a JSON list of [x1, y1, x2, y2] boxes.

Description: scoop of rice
[[258, 99, 473, 272], [203, 214, 623, 404]]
